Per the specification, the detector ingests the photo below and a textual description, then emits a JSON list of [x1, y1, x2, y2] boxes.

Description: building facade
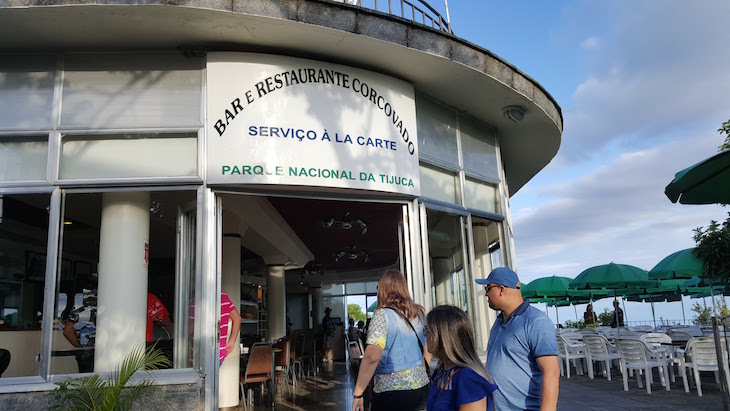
[[0, 1, 562, 409]]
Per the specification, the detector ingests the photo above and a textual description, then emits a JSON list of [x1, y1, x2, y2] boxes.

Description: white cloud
[[513, 133, 727, 284], [579, 36, 600, 49], [557, 0, 730, 161]]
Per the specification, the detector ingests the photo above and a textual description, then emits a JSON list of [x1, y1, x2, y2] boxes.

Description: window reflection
[[50, 190, 196, 375], [426, 210, 466, 310], [0, 193, 50, 377]]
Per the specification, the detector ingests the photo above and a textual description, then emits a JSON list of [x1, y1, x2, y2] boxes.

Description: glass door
[[470, 217, 504, 350], [420, 205, 469, 310], [174, 205, 196, 368]]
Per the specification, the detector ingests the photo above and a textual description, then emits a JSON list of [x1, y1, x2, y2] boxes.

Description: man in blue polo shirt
[[476, 267, 560, 411]]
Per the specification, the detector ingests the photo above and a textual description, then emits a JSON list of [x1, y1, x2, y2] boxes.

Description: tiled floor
[[234, 361, 357, 410], [230, 361, 726, 411]]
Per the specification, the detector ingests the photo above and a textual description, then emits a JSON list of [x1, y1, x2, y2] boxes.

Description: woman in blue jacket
[[352, 269, 430, 411]]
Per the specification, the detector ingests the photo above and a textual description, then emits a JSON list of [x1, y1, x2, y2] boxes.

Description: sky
[[441, 0, 730, 324]]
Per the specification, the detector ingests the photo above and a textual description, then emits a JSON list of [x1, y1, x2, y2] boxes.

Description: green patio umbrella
[[649, 248, 703, 280], [649, 248, 708, 324], [570, 263, 654, 290], [665, 148, 730, 205], [522, 276, 574, 326], [521, 276, 572, 299], [571, 263, 654, 329]]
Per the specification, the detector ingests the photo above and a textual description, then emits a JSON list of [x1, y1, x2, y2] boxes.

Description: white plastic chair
[[640, 333, 671, 347], [641, 333, 681, 382], [630, 325, 654, 333], [680, 337, 729, 396], [583, 334, 622, 381], [616, 338, 670, 394], [667, 329, 694, 343], [556, 335, 587, 378]]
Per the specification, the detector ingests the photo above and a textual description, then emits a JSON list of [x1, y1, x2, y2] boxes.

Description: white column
[[219, 224, 241, 408], [312, 287, 323, 331], [95, 192, 149, 372], [267, 265, 286, 341]]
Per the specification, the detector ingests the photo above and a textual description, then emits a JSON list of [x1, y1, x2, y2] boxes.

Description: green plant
[[564, 320, 584, 329], [347, 303, 366, 322], [691, 297, 729, 325], [719, 118, 730, 151], [693, 213, 730, 285], [597, 308, 613, 327], [51, 344, 171, 411]]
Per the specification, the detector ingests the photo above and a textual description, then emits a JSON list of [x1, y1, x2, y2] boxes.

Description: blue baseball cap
[[475, 267, 521, 289]]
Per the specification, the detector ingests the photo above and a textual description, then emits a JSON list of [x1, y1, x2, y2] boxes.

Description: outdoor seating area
[[555, 325, 730, 399]]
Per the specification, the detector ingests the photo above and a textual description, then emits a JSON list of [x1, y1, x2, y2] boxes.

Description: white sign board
[[206, 53, 420, 196]]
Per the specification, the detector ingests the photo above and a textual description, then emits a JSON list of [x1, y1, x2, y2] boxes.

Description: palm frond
[[52, 374, 106, 411], [53, 344, 171, 411]]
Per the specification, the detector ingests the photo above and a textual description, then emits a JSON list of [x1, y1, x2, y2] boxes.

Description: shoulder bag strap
[[384, 307, 430, 374]]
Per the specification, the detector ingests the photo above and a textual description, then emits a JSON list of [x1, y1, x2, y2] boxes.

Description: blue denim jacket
[[375, 308, 425, 374]]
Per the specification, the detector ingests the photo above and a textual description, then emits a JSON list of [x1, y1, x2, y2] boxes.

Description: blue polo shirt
[[486, 299, 558, 411]]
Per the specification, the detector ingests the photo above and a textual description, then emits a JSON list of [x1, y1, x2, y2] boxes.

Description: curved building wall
[[0, 2, 562, 409]]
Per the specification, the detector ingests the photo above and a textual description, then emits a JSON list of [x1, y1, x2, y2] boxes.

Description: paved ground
[[558, 372, 725, 411], [229, 361, 727, 411]]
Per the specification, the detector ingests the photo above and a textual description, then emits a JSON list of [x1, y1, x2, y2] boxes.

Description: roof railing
[[333, 0, 453, 34]]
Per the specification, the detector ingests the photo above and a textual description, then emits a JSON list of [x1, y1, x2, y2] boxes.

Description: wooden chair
[[348, 341, 363, 371], [290, 333, 305, 380], [301, 331, 317, 376], [274, 339, 292, 387], [240, 342, 273, 409]]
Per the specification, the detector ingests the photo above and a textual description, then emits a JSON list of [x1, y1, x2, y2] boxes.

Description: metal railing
[[332, 0, 453, 34]]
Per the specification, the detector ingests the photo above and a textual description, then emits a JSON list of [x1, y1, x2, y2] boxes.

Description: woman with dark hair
[[425, 305, 498, 411], [352, 269, 430, 411]]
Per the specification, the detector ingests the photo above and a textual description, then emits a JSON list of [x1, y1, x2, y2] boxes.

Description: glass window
[[366, 295, 378, 318], [59, 133, 197, 179], [0, 55, 55, 130], [464, 179, 499, 214], [365, 281, 378, 294], [470, 218, 503, 350], [416, 95, 458, 168], [60, 53, 202, 129], [471, 218, 502, 282], [322, 283, 345, 296], [50, 190, 196, 375], [425, 210, 467, 310], [419, 163, 460, 205], [0, 136, 48, 181], [460, 115, 499, 182], [0, 193, 50, 377], [345, 282, 366, 294], [321, 296, 345, 327]]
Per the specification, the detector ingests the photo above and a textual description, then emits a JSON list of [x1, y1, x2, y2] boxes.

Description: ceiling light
[[502, 105, 525, 123]]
